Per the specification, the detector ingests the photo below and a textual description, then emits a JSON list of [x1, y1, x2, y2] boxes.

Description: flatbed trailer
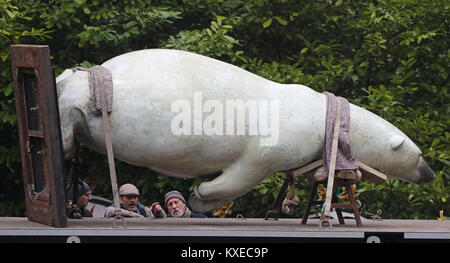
[[6, 45, 448, 253], [0, 217, 448, 243]]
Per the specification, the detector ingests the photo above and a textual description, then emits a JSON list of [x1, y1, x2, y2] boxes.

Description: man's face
[[77, 191, 91, 209], [120, 195, 139, 211], [167, 198, 186, 217]]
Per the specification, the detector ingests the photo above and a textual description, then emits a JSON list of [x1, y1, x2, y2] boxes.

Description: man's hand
[[150, 202, 162, 214]]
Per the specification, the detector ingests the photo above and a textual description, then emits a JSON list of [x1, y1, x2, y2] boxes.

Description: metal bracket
[[319, 216, 333, 229], [112, 210, 127, 228], [264, 172, 294, 220], [235, 214, 246, 220]]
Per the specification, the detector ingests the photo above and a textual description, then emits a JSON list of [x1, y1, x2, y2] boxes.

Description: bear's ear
[[389, 135, 405, 150]]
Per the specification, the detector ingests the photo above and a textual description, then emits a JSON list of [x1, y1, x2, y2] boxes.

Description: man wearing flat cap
[[165, 190, 207, 218], [67, 179, 93, 217], [105, 183, 166, 218]]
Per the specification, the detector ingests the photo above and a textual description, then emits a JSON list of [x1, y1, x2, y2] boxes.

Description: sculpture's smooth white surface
[[57, 49, 435, 212]]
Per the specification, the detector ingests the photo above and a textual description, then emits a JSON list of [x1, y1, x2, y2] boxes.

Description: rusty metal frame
[[10, 45, 67, 228]]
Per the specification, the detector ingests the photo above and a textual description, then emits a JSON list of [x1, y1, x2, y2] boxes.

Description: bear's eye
[[389, 135, 405, 150]]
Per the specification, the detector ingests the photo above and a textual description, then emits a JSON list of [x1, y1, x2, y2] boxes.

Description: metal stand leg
[[265, 174, 293, 220], [301, 181, 318, 224]]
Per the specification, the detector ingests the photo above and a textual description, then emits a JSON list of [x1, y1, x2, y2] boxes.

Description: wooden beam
[[291, 159, 323, 177], [358, 161, 387, 184], [323, 98, 342, 218]]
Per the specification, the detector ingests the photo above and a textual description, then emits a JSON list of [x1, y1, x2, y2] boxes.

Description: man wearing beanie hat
[[67, 179, 93, 217], [105, 183, 166, 218], [165, 190, 207, 218]]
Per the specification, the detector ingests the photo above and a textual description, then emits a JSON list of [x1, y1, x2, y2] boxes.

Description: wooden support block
[[290, 160, 387, 185], [336, 170, 356, 180]]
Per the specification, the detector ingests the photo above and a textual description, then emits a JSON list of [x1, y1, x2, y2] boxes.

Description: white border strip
[[3, 229, 450, 239], [404, 232, 450, 240], [0, 229, 364, 239]]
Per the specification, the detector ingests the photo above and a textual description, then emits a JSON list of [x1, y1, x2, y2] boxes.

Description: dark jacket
[[128, 203, 147, 217], [191, 211, 207, 218], [80, 207, 93, 217]]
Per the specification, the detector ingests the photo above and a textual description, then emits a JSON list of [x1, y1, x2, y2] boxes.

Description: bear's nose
[[413, 157, 436, 185]]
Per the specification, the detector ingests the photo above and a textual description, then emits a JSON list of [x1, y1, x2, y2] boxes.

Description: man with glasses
[[105, 183, 166, 218]]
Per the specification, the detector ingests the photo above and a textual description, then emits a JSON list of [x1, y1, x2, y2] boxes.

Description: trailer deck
[[0, 217, 448, 243]]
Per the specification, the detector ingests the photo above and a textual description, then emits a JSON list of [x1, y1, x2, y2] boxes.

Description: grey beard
[[171, 208, 183, 218], [170, 207, 191, 218]]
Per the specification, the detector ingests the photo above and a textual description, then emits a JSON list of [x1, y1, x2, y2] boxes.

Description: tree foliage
[[0, 0, 448, 219]]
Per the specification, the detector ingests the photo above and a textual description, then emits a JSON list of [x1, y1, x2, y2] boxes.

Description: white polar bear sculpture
[[56, 49, 435, 213]]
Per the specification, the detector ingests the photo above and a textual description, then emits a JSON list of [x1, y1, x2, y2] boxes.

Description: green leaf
[[0, 53, 9, 62], [211, 21, 219, 31], [5, 9, 16, 19], [129, 27, 139, 35], [274, 16, 288, 26], [222, 35, 236, 43], [262, 18, 272, 28], [3, 85, 13, 96], [431, 138, 440, 147], [216, 16, 225, 26]]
